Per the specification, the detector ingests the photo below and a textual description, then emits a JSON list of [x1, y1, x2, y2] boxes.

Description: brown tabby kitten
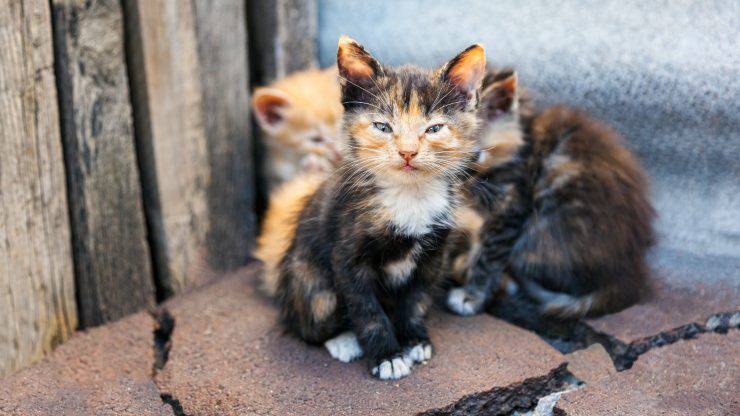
[[447, 70, 656, 319], [252, 67, 344, 188], [269, 36, 485, 380]]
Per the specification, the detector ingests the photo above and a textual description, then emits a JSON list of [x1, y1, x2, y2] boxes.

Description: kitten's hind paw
[[447, 287, 485, 316], [404, 342, 433, 364], [324, 331, 363, 363], [371, 356, 411, 380]]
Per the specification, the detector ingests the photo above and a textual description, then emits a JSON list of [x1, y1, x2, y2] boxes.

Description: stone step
[[155, 266, 566, 415], [0, 312, 172, 416], [557, 332, 740, 415]]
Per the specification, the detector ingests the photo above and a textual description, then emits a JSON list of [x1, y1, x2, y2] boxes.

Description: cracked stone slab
[[587, 277, 739, 343], [564, 344, 615, 384], [0, 312, 173, 416], [156, 266, 565, 415], [557, 332, 740, 416]]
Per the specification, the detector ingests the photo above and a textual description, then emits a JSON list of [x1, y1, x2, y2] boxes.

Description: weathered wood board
[[246, 0, 318, 215], [0, 0, 78, 376], [123, 0, 211, 295], [192, 0, 256, 270], [247, 0, 318, 84], [51, 0, 155, 327]]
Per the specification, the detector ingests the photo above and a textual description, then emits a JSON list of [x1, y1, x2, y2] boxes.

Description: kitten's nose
[[398, 149, 418, 161]]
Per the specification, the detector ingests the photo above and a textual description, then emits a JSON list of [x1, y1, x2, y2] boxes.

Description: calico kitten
[[447, 70, 656, 319], [264, 36, 485, 380], [252, 67, 344, 188], [255, 173, 325, 297]]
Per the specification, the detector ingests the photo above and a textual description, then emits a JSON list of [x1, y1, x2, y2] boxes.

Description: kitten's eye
[[373, 122, 392, 133], [426, 124, 445, 134], [311, 136, 325, 143]]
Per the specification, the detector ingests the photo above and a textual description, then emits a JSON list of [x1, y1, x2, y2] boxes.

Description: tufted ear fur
[[252, 87, 293, 134], [481, 70, 519, 120], [336, 35, 381, 89], [441, 44, 486, 100]]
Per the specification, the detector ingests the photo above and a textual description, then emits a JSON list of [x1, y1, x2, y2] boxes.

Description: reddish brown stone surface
[[565, 344, 615, 384], [0, 312, 172, 416], [587, 278, 739, 342], [557, 332, 740, 416], [156, 266, 565, 415]]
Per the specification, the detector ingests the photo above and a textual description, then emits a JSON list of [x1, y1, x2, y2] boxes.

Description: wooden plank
[[122, 0, 211, 295], [247, 0, 318, 84], [246, 0, 318, 214], [123, 0, 210, 296], [51, 0, 155, 327], [0, 0, 77, 376], [192, 0, 256, 270]]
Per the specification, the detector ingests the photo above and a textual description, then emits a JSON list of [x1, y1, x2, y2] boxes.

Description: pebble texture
[[156, 267, 565, 415], [564, 344, 615, 384], [557, 332, 740, 415], [0, 312, 172, 416]]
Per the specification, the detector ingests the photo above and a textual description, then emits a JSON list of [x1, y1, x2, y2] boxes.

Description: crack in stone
[[150, 307, 188, 415], [608, 310, 739, 371], [418, 363, 577, 416], [160, 393, 188, 416], [488, 295, 739, 372], [151, 307, 175, 373]]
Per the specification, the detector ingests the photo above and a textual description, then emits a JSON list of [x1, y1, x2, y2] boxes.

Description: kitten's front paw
[[370, 355, 411, 380], [324, 331, 363, 363], [447, 287, 485, 316], [404, 342, 433, 364]]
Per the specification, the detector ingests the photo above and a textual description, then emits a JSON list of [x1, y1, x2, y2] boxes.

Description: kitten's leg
[[393, 289, 434, 365], [340, 264, 410, 380], [447, 217, 521, 316]]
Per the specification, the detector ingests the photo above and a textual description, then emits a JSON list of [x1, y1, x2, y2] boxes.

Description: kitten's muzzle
[[398, 149, 418, 161]]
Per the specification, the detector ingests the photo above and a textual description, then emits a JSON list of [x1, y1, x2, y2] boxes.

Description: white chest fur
[[375, 177, 452, 237]]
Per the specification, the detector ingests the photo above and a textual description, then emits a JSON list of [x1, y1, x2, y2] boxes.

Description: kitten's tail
[[521, 279, 635, 319], [255, 174, 324, 297]]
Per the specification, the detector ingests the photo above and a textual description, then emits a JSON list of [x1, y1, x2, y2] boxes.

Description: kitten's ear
[[481, 70, 518, 119], [252, 88, 292, 133], [441, 44, 486, 98], [337, 35, 380, 87]]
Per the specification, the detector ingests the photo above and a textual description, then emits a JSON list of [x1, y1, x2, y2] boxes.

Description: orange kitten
[[252, 68, 344, 188]]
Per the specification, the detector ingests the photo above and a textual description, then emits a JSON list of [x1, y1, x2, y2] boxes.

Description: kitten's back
[[513, 106, 655, 317], [256, 174, 325, 296]]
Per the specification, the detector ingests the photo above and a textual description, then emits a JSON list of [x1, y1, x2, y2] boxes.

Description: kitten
[[255, 173, 325, 297], [447, 70, 656, 319], [262, 36, 485, 380], [252, 67, 344, 188]]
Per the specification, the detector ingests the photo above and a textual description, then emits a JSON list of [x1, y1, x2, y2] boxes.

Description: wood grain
[[247, 0, 318, 84], [51, 0, 155, 327], [123, 0, 211, 295], [192, 0, 256, 270], [0, 0, 77, 376]]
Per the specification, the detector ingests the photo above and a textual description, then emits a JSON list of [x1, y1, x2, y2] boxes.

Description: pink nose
[[399, 150, 417, 161]]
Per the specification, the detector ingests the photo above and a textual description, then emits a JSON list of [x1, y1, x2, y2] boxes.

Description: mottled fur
[[270, 37, 485, 380], [255, 174, 324, 296], [447, 70, 655, 319], [252, 68, 344, 188]]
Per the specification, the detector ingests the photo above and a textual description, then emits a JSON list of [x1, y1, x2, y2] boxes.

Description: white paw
[[371, 357, 411, 380], [447, 287, 483, 316], [324, 332, 363, 363], [404, 343, 433, 364]]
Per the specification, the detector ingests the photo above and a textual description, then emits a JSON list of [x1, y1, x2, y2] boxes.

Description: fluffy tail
[[521, 279, 636, 319], [255, 174, 324, 297]]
